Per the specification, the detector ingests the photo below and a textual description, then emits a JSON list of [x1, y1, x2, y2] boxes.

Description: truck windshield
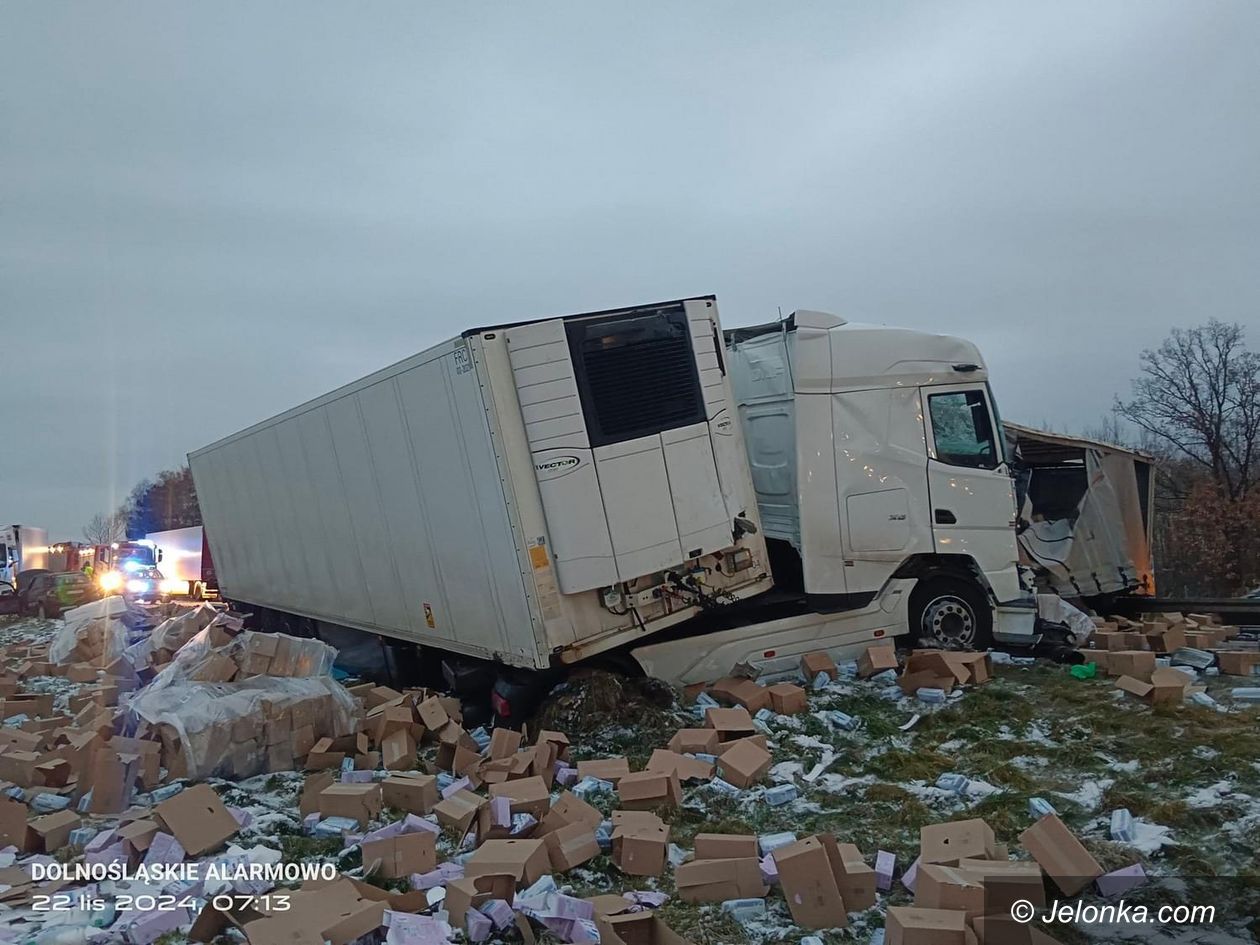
[[928, 390, 1000, 470]]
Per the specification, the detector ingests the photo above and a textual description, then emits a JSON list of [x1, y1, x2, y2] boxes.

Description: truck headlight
[[99, 572, 123, 592]]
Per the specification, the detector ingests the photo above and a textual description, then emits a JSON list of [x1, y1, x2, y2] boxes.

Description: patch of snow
[[1052, 778, 1113, 811], [1107, 759, 1141, 775], [769, 762, 804, 783], [965, 779, 1001, 798], [1183, 782, 1238, 809], [1128, 819, 1173, 855], [812, 773, 875, 795]]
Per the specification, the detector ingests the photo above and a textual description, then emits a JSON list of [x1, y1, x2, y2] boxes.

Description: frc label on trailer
[[453, 343, 473, 375], [422, 602, 436, 628]]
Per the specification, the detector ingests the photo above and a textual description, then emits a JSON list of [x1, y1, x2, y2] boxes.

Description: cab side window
[[928, 390, 999, 469]]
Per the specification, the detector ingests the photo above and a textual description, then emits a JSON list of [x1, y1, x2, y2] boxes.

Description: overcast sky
[[3, 1, 1258, 538]]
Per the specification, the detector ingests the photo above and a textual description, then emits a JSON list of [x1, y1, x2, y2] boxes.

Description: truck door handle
[[934, 509, 957, 525]]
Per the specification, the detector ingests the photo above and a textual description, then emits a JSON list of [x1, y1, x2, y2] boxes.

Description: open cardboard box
[[576, 756, 631, 784], [444, 873, 516, 932], [317, 783, 383, 828], [489, 775, 551, 820], [597, 911, 696, 945], [667, 728, 720, 755], [703, 707, 756, 742], [645, 749, 714, 782], [466, 838, 550, 887]]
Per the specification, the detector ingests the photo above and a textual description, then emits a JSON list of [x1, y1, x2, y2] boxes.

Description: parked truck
[[144, 525, 219, 599], [0, 524, 49, 587], [190, 297, 1032, 717]]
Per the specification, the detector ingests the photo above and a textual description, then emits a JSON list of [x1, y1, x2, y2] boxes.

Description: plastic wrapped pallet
[[146, 627, 337, 690], [129, 673, 358, 780], [123, 603, 224, 671], [49, 595, 151, 666]]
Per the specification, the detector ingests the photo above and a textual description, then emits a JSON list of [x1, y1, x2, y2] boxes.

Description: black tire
[[909, 576, 992, 650]]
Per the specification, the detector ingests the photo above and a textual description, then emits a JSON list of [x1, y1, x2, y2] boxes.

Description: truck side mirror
[[157, 550, 164, 562]]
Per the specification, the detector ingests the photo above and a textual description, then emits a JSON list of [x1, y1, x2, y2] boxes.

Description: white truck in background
[[190, 297, 1032, 718], [144, 526, 220, 600], [0, 524, 49, 586]]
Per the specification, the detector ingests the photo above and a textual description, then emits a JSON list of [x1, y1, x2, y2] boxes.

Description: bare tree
[[1116, 320, 1259, 500], [82, 512, 127, 545]]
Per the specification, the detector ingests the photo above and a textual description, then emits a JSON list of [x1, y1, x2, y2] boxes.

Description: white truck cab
[[727, 310, 1022, 644], [633, 311, 1030, 685]]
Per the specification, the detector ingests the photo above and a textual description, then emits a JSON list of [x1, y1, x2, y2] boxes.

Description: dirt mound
[[535, 669, 677, 738]]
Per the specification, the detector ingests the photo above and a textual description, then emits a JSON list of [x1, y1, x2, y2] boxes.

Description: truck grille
[[567, 306, 706, 447]]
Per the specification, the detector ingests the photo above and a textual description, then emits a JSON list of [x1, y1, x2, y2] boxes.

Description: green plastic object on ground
[[1070, 662, 1097, 680]]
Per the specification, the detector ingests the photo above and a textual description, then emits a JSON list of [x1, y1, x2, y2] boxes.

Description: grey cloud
[[3, 0, 1257, 536]]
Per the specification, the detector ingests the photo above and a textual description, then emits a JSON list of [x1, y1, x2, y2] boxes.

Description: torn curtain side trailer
[[1004, 423, 1156, 601], [190, 298, 1032, 711]]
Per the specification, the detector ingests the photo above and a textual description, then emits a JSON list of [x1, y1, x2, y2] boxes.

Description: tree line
[[82, 467, 201, 545]]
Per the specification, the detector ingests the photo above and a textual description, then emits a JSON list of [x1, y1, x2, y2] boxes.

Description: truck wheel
[[909, 576, 992, 650]]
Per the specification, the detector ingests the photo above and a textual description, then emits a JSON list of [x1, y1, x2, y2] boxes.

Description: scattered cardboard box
[[858, 643, 900, 679], [360, 831, 436, 879], [576, 757, 631, 784], [675, 856, 767, 901], [317, 783, 383, 828], [380, 774, 438, 814], [668, 728, 720, 755], [800, 651, 837, 681], [708, 677, 771, 713], [1107, 651, 1155, 681], [617, 769, 683, 809], [920, 819, 999, 865], [774, 834, 847, 929], [766, 683, 808, 715], [466, 838, 550, 887], [886, 906, 968, 945], [717, 738, 771, 788], [1019, 814, 1102, 896], [543, 820, 600, 871], [645, 748, 714, 782], [155, 784, 239, 856], [611, 811, 669, 876]]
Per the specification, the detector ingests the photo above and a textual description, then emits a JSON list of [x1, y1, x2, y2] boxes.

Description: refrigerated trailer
[[191, 298, 1033, 702], [190, 298, 775, 675]]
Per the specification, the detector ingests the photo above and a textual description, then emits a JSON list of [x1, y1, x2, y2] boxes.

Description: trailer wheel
[[909, 576, 992, 650]]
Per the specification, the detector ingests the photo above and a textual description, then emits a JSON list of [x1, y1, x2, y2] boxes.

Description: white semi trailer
[[0, 524, 49, 586], [190, 298, 1032, 717]]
